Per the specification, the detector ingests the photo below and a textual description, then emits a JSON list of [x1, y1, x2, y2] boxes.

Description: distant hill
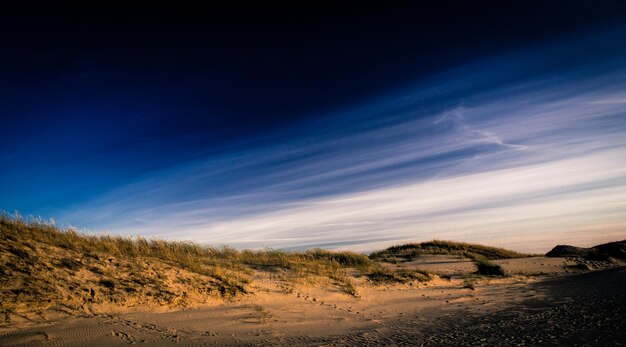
[[546, 240, 626, 261], [370, 240, 533, 262]]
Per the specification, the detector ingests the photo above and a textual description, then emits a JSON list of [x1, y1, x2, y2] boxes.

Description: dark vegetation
[[366, 268, 431, 284], [370, 240, 533, 262], [473, 259, 505, 276]]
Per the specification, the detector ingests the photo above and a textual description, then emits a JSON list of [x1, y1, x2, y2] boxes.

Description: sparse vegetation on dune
[[0, 216, 373, 322], [1, 215, 544, 324], [370, 240, 533, 262]]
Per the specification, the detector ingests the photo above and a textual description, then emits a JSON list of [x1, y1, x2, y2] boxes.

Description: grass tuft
[[0, 213, 375, 321], [306, 248, 372, 267], [474, 259, 505, 276]]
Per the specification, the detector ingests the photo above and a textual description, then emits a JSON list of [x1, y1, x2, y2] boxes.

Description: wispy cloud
[[60, 41, 626, 253]]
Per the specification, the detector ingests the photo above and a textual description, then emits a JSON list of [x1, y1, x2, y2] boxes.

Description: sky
[[1, 2, 626, 253]]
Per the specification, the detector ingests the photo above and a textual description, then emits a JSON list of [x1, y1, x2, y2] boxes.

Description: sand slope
[[1, 256, 623, 346]]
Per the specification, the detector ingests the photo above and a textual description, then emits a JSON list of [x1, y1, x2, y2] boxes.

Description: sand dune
[[1, 218, 624, 346], [1, 256, 624, 346]]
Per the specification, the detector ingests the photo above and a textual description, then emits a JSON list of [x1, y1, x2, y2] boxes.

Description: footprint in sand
[[111, 330, 136, 344]]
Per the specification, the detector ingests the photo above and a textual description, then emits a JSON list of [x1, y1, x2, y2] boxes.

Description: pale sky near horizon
[[56, 41, 626, 253]]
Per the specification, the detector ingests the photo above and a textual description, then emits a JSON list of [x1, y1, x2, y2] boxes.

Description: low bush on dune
[[473, 259, 505, 276], [366, 268, 431, 284], [370, 240, 532, 263]]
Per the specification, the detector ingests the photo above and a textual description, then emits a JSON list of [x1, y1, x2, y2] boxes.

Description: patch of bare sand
[[493, 256, 579, 275], [1, 258, 621, 346], [395, 255, 476, 275], [397, 255, 583, 276]]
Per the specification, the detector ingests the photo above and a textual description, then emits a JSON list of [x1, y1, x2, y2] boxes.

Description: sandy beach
[[2, 256, 623, 346]]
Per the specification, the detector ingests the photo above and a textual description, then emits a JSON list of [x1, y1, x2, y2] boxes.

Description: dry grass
[[365, 268, 431, 285], [0, 215, 375, 322], [370, 240, 533, 262]]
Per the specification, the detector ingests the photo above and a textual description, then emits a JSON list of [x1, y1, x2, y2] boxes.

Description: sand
[[1, 256, 624, 346]]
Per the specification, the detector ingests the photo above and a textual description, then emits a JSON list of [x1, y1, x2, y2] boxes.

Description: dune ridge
[[0, 215, 544, 324]]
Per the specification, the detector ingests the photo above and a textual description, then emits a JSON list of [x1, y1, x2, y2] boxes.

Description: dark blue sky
[[2, 2, 626, 251]]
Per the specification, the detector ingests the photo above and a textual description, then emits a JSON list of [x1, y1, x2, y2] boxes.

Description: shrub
[[366, 268, 431, 284], [99, 279, 116, 289], [474, 259, 505, 276]]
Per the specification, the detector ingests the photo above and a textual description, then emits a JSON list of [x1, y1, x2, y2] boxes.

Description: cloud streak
[[60, 37, 626, 253]]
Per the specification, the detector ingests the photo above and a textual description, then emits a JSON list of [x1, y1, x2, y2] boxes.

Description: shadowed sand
[[1, 258, 624, 346]]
